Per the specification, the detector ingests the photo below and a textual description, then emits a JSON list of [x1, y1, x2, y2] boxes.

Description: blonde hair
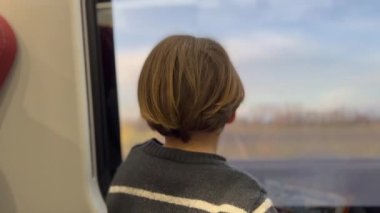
[[138, 35, 244, 142]]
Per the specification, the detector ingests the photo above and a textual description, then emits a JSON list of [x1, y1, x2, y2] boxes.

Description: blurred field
[[220, 122, 380, 160], [120, 120, 380, 160]]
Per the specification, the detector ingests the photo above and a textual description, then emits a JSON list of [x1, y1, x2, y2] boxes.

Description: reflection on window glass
[[112, 0, 380, 207]]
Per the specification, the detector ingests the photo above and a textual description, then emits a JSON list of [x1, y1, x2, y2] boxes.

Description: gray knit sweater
[[106, 139, 277, 213]]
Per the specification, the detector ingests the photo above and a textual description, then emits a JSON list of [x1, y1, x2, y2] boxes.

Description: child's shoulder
[[222, 163, 263, 190], [212, 163, 272, 211]]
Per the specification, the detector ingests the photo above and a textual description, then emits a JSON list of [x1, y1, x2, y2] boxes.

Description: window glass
[[112, 0, 380, 207]]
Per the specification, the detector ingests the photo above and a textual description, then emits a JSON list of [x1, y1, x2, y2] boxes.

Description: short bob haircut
[[138, 35, 244, 142]]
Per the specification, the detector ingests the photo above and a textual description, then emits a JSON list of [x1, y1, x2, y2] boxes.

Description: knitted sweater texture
[[106, 139, 277, 213]]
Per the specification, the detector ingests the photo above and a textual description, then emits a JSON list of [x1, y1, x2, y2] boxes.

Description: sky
[[112, 0, 380, 120]]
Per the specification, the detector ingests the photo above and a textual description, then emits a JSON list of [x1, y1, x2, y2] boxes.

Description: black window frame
[[84, 0, 122, 198]]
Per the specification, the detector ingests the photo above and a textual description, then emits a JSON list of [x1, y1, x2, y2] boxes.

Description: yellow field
[[120, 121, 380, 160]]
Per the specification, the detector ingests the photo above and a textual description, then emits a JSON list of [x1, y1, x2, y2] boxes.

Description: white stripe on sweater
[[252, 198, 273, 213], [109, 185, 250, 213]]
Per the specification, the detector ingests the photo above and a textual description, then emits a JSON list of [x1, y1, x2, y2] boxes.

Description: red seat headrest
[[0, 15, 17, 89]]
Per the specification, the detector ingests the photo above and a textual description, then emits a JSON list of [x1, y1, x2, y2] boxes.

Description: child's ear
[[227, 112, 236, 124]]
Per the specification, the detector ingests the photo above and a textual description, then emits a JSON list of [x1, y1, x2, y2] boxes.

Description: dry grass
[[120, 121, 380, 159]]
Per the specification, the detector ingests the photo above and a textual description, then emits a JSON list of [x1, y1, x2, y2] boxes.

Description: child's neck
[[164, 133, 219, 154]]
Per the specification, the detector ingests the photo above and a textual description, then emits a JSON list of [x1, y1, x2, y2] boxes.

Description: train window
[[97, 0, 380, 211]]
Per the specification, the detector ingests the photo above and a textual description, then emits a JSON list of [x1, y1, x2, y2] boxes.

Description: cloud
[[113, 0, 197, 9], [116, 46, 151, 120], [317, 87, 356, 110], [116, 47, 150, 85], [315, 87, 380, 113], [233, 0, 337, 22], [221, 32, 318, 65], [337, 18, 380, 31]]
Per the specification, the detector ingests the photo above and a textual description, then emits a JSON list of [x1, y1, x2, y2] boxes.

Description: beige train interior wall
[[0, 0, 104, 212]]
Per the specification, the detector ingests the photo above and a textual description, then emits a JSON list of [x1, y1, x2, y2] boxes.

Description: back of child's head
[[138, 35, 244, 142]]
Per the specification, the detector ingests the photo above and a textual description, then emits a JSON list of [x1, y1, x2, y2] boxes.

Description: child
[[107, 35, 277, 213]]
